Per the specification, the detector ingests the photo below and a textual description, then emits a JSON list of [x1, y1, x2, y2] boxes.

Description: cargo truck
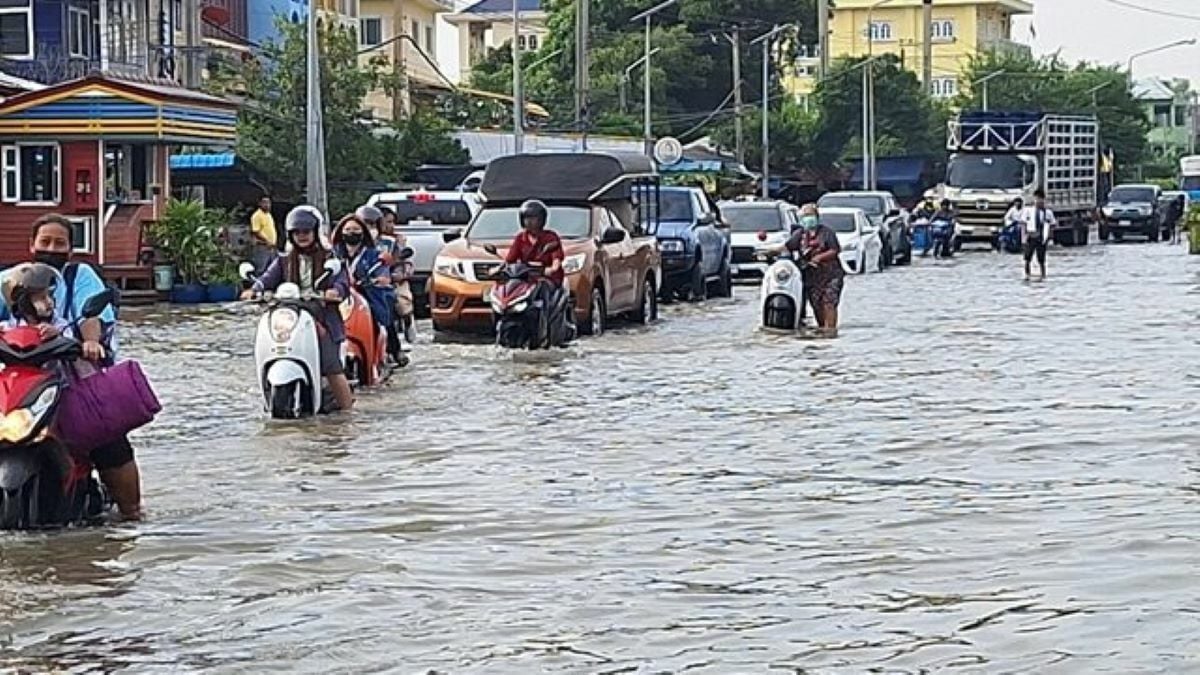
[[1181, 155, 1200, 202], [932, 112, 1099, 247]]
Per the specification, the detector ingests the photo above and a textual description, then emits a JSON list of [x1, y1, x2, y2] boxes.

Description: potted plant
[[205, 258, 242, 302], [149, 199, 234, 303], [1188, 204, 1200, 255]]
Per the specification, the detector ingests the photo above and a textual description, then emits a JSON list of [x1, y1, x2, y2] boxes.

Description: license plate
[[274, 346, 289, 355], [1120, 220, 1131, 226]]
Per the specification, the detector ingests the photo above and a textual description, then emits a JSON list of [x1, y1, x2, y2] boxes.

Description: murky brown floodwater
[[1, 241, 1199, 673]]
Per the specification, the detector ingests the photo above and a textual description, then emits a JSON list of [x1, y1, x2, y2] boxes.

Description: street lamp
[[1127, 38, 1197, 82], [751, 24, 789, 199], [1085, 81, 1113, 108], [972, 70, 1006, 111], [620, 47, 660, 114], [630, 0, 680, 156], [866, 0, 900, 56]]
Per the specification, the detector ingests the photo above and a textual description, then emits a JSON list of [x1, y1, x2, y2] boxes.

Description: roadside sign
[[654, 137, 683, 166]]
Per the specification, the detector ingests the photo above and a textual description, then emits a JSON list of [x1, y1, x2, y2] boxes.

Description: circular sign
[[654, 137, 683, 166]]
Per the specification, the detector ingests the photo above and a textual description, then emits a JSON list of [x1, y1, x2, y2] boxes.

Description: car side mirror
[[483, 243, 499, 256], [888, 209, 901, 218], [698, 213, 716, 226], [600, 227, 627, 245], [81, 290, 115, 319], [238, 262, 256, 280], [442, 228, 463, 243]]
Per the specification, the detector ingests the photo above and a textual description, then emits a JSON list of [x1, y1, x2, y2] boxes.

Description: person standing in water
[[1020, 189, 1056, 280], [785, 204, 843, 334]]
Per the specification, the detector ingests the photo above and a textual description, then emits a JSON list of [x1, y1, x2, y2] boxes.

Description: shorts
[[318, 331, 344, 377], [92, 435, 134, 471], [1023, 238, 1047, 266]]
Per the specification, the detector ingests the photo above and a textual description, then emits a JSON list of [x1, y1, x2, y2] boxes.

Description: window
[[931, 19, 955, 41], [69, 5, 92, 58], [2, 144, 61, 204], [359, 16, 382, 47], [66, 216, 94, 254], [0, 0, 32, 58], [868, 21, 893, 42], [339, 0, 357, 18], [425, 24, 435, 53], [528, 34, 538, 51], [931, 77, 958, 99], [1153, 104, 1171, 128], [517, 35, 527, 50]]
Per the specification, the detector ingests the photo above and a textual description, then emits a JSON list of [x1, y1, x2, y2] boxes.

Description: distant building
[[359, 0, 454, 120], [248, 0, 310, 46], [445, 0, 546, 81], [789, 0, 1033, 102], [1133, 78, 1198, 159]]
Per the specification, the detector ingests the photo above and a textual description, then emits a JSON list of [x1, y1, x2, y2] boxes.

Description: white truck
[[1181, 155, 1200, 203], [934, 112, 1099, 247]]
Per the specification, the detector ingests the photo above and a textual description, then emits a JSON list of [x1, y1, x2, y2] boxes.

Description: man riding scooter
[[930, 199, 958, 258], [504, 200, 567, 327], [242, 206, 355, 412]]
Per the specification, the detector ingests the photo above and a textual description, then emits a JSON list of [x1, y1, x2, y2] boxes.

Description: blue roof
[[462, 0, 541, 14], [849, 157, 926, 184], [171, 152, 237, 170]]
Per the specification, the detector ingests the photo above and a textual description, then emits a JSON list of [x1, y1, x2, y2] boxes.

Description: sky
[[1013, 0, 1200, 85]]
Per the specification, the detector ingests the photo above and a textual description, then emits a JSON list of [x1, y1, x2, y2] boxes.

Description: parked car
[[817, 191, 911, 265], [1099, 184, 1163, 242], [720, 199, 801, 281], [430, 153, 663, 337], [820, 207, 884, 274], [655, 187, 732, 300], [367, 189, 482, 315]]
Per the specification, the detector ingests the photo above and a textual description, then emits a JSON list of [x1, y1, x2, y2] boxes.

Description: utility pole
[[752, 25, 788, 200], [578, 0, 590, 150], [726, 26, 744, 165], [183, 0, 201, 88], [868, 60, 876, 189], [862, 64, 870, 190], [631, 0, 680, 157], [512, 0, 524, 154], [305, 0, 329, 225], [817, 0, 829, 79], [922, 0, 933, 95], [392, 4, 409, 121]]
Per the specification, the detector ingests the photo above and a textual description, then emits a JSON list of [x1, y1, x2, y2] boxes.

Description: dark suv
[[655, 187, 732, 300], [1100, 184, 1163, 242]]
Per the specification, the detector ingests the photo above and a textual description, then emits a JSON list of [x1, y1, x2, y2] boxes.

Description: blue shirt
[[0, 263, 118, 350]]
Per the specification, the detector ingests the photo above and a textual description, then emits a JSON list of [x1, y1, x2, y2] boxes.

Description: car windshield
[[659, 191, 695, 221], [823, 213, 858, 233], [722, 205, 783, 232], [819, 194, 885, 216], [946, 154, 1027, 189], [1183, 177, 1200, 191], [467, 206, 592, 240], [1109, 187, 1156, 203], [382, 198, 474, 226]]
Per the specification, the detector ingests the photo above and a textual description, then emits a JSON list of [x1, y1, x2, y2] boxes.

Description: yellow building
[[788, 0, 1032, 103], [315, 0, 362, 28], [358, 0, 455, 120]]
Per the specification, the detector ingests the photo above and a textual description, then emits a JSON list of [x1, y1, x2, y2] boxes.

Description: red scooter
[[0, 291, 113, 529]]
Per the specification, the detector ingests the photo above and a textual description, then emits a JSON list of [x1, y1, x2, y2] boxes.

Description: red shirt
[[505, 229, 565, 285]]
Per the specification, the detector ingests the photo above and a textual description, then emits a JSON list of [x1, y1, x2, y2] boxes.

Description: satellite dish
[[654, 137, 683, 166]]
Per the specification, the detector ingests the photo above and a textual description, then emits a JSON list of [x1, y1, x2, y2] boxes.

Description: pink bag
[[54, 360, 161, 454]]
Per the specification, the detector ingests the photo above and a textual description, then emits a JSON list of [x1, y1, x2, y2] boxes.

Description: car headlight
[[659, 239, 685, 253], [1102, 207, 1114, 216], [1140, 205, 1152, 216], [563, 253, 586, 275], [270, 307, 299, 342], [434, 256, 465, 280], [843, 241, 859, 251], [0, 385, 56, 444], [773, 266, 793, 284]]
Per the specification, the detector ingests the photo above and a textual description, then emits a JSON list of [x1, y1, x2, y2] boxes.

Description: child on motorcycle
[[0, 263, 71, 339], [360, 205, 414, 366], [243, 206, 355, 412], [331, 213, 395, 348]]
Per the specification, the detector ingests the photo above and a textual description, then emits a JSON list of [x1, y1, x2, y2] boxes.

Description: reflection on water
[[2, 243, 1200, 671]]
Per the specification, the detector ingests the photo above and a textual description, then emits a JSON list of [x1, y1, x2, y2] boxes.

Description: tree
[[957, 51, 1149, 182], [223, 19, 466, 213]]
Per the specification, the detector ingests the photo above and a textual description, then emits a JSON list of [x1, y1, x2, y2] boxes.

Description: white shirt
[[1004, 206, 1025, 228], [1018, 205, 1056, 242]]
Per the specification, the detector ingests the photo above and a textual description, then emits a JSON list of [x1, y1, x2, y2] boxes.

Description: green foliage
[[149, 199, 238, 285], [219, 18, 466, 210], [957, 51, 1150, 182]]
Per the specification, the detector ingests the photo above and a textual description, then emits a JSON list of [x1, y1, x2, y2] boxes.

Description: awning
[[171, 152, 237, 169], [849, 156, 927, 184], [0, 74, 238, 144], [660, 159, 725, 173]]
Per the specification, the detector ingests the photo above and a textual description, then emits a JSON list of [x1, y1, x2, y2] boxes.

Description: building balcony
[[978, 36, 1031, 58]]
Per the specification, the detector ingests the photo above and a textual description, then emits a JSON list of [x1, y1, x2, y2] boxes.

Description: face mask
[[801, 215, 819, 230], [342, 232, 364, 247], [33, 251, 68, 270]]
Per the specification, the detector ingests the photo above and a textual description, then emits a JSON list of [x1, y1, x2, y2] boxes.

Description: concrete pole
[[392, 4, 409, 120], [861, 64, 869, 190], [731, 26, 744, 165], [817, 0, 829, 79], [922, 0, 933, 95], [580, 0, 590, 150], [643, 16, 652, 156], [761, 37, 770, 199], [868, 61, 876, 190], [183, 0, 201, 88], [512, 0, 524, 154]]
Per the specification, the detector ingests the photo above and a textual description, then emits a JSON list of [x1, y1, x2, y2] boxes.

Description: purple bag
[[54, 360, 162, 455]]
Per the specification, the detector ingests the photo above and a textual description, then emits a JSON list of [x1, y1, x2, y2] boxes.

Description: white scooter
[[241, 259, 342, 419], [758, 250, 809, 331]]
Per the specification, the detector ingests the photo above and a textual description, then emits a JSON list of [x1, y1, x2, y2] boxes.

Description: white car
[[718, 199, 801, 280], [819, 207, 884, 274]]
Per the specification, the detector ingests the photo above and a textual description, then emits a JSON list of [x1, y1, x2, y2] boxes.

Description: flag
[[1029, 23, 1037, 39]]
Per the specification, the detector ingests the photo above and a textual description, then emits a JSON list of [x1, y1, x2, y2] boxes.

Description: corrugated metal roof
[[460, 0, 541, 14], [170, 153, 238, 170], [1133, 78, 1177, 102]]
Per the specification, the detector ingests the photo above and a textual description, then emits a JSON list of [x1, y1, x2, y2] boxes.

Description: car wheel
[[1150, 226, 1160, 243], [689, 257, 707, 302], [634, 275, 657, 324], [580, 285, 605, 337], [714, 257, 733, 298], [1099, 224, 1109, 241]]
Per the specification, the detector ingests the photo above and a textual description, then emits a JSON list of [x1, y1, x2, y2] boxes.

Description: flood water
[[2, 241, 1199, 673]]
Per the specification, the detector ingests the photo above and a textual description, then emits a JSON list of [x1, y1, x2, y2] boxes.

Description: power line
[[1098, 0, 1200, 21]]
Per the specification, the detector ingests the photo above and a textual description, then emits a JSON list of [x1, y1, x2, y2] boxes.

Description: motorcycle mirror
[[442, 228, 463, 243], [398, 246, 415, 260], [81, 289, 115, 319], [238, 262, 256, 280], [483, 243, 499, 256]]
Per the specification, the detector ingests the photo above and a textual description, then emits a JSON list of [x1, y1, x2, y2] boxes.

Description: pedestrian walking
[[1019, 189, 1055, 281], [250, 195, 279, 274], [785, 204, 843, 335]]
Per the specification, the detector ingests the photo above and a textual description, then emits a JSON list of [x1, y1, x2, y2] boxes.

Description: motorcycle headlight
[[773, 266, 793, 284], [0, 385, 56, 444], [511, 301, 529, 313], [660, 239, 685, 253], [434, 256, 465, 280], [270, 308, 299, 342], [563, 253, 587, 275]]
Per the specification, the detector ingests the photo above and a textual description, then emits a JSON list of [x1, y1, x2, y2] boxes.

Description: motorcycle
[[379, 241, 417, 365], [758, 250, 809, 331], [0, 291, 115, 529], [997, 220, 1023, 254], [911, 217, 932, 256], [242, 259, 342, 419], [482, 245, 575, 350], [341, 261, 391, 388], [930, 216, 958, 258]]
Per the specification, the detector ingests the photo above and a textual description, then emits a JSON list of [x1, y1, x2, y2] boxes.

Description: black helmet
[[519, 199, 548, 228], [2, 263, 59, 322], [355, 204, 383, 228], [285, 205, 324, 233]]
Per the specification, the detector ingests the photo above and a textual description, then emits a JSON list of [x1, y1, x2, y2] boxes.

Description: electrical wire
[[1098, 0, 1200, 21]]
